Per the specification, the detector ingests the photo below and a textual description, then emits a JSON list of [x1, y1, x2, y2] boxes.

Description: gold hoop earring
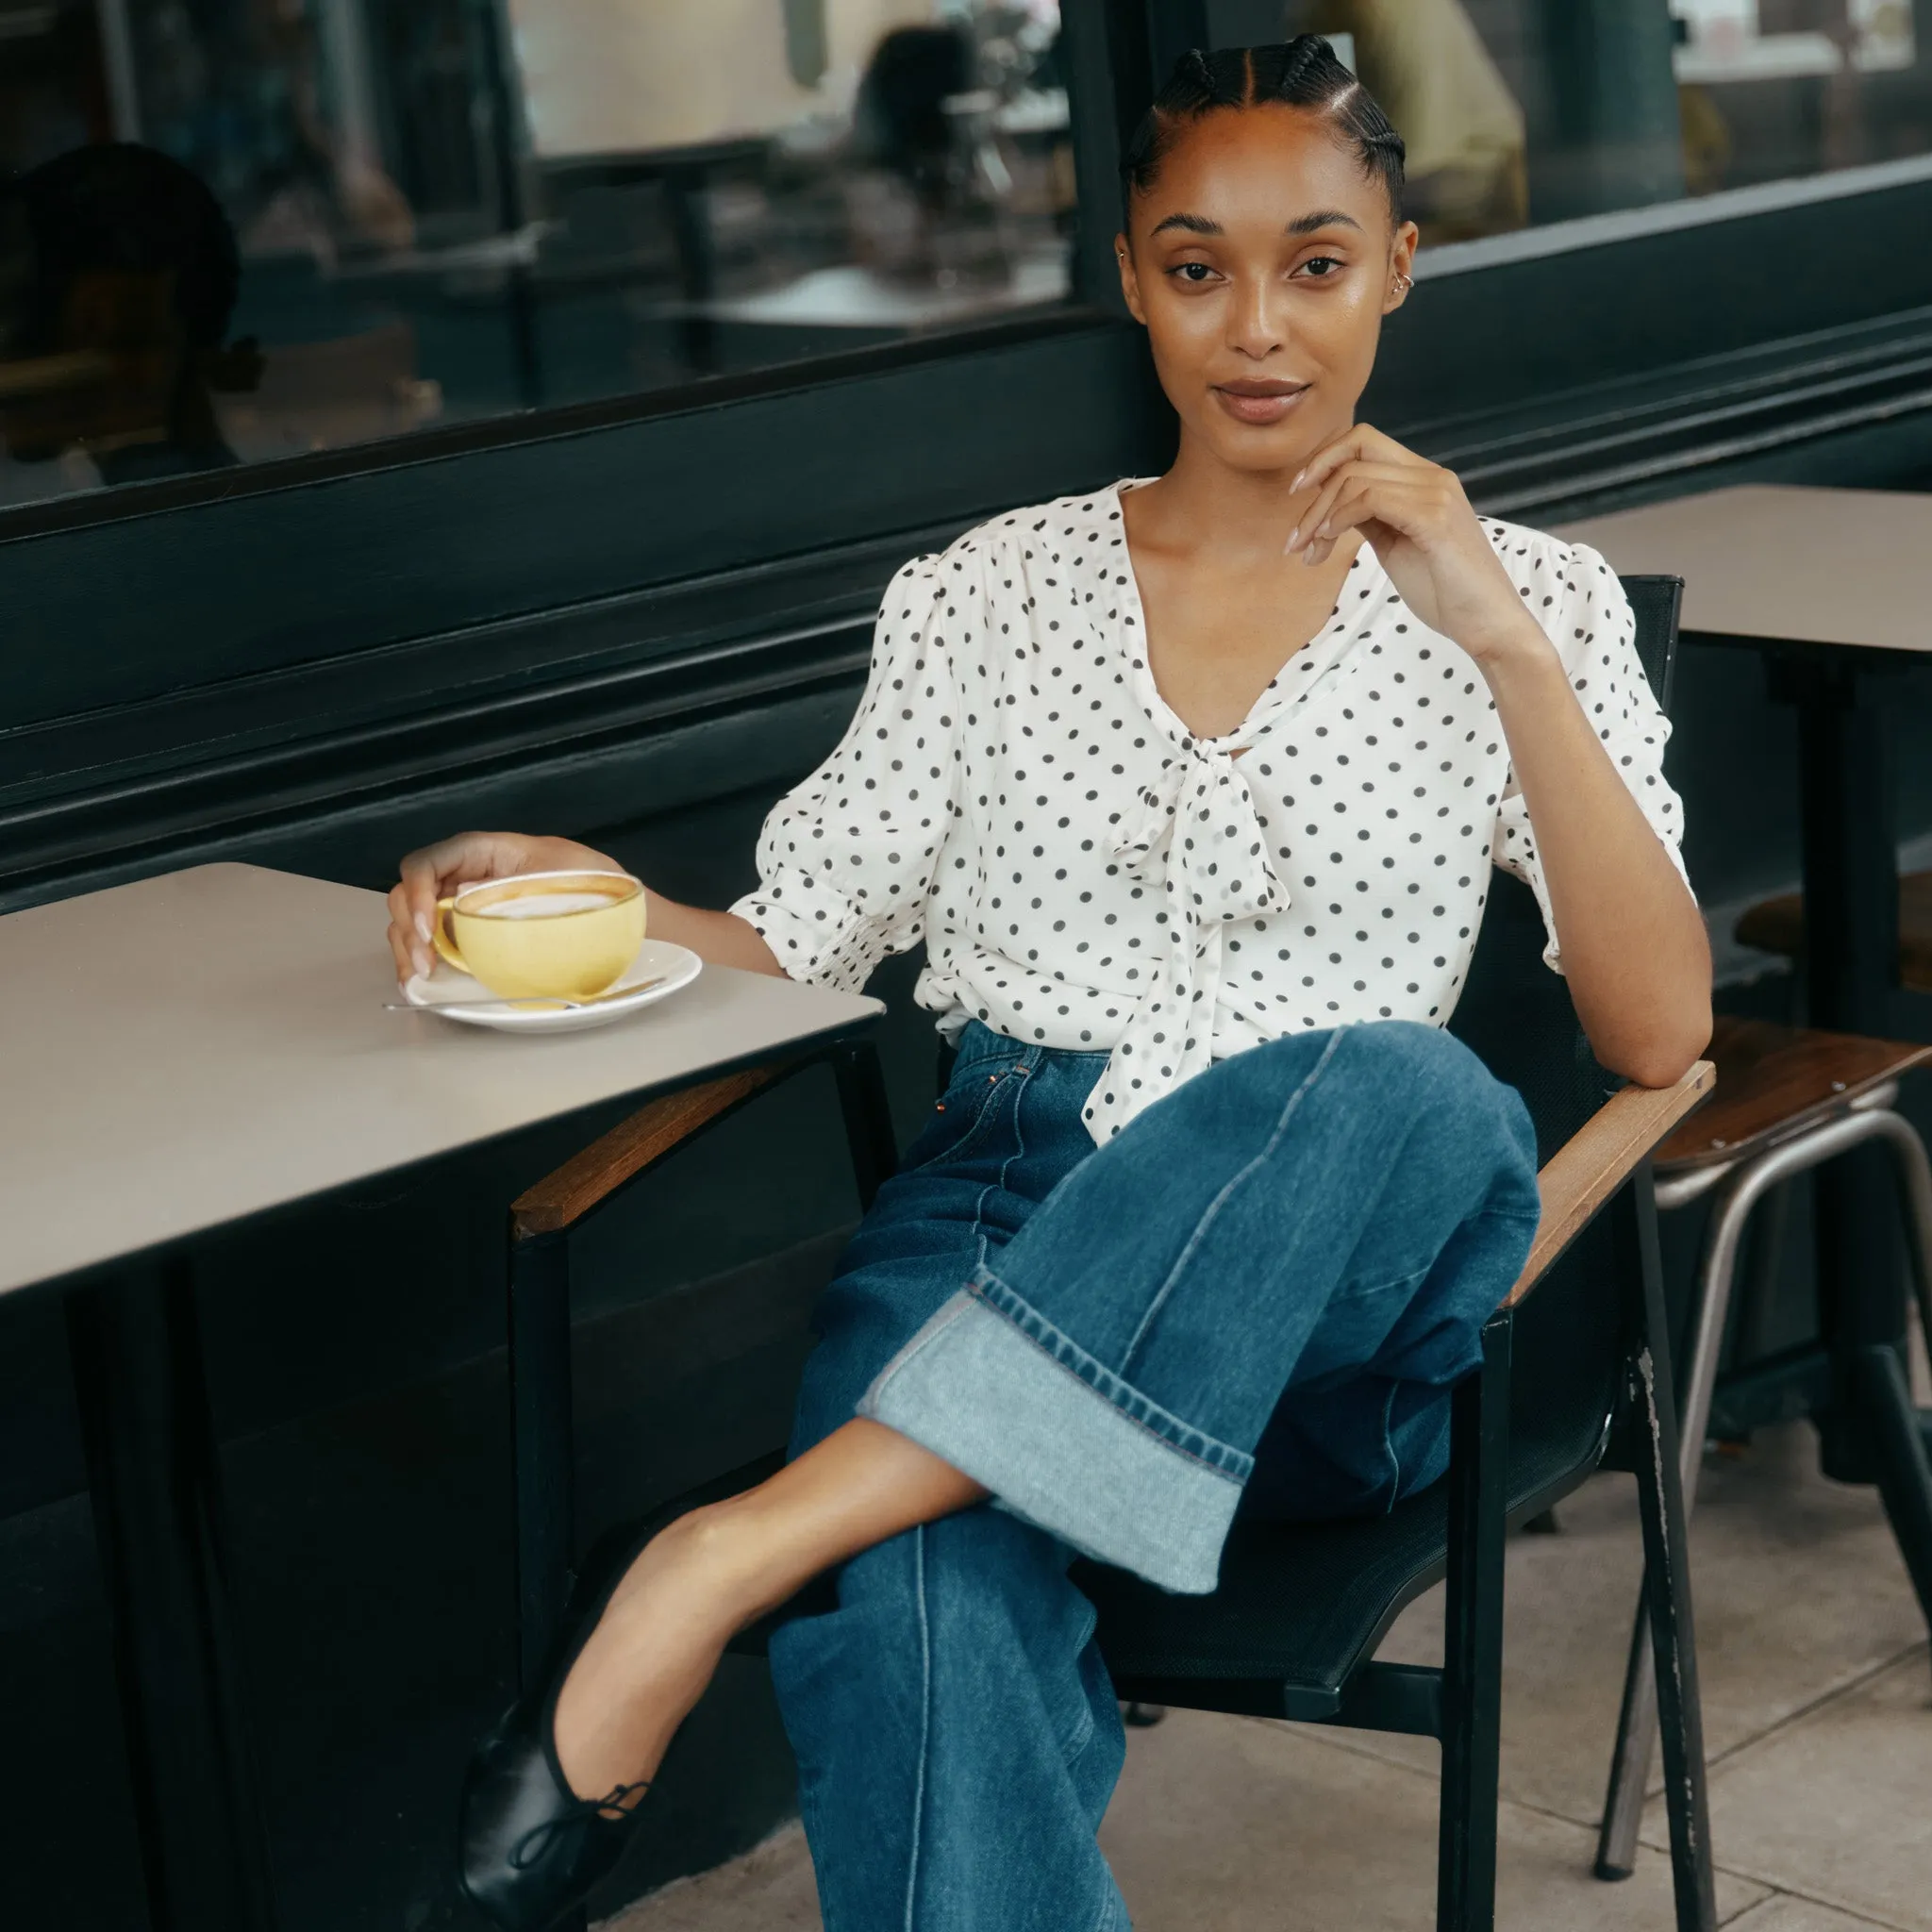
[[1392, 273, 1414, 295]]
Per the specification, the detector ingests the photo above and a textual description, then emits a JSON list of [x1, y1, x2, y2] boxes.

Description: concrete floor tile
[[1641, 1649, 1932, 1931], [1725, 1895, 1907, 1931], [1099, 1707, 1766, 1930], [602, 1712, 1770, 1931], [600, 1824, 819, 1932], [1338, 1424, 1925, 1826]]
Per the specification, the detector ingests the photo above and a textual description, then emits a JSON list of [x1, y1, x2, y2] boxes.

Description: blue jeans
[[770, 1020, 1540, 1931]]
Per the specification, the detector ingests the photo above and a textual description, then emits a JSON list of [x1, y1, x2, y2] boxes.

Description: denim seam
[[1337, 1202, 1541, 1304], [966, 1268, 1252, 1483], [1121, 1027, 1347, 1371], [901, 1524, 930, 1932], [1059, 1613, 1101, 1769], [969, 1061, 1033, 1272]]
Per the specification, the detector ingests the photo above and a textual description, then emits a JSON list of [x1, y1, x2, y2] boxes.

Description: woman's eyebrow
[[1147, 208, 1364, 239], [1149, 211, 1221, 236]]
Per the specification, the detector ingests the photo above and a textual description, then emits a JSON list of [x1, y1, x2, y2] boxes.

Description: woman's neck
[[1132, 425, 1343, 565]]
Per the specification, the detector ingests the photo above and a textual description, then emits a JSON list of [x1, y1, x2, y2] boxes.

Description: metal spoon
[[385, 975, 668, 1013]]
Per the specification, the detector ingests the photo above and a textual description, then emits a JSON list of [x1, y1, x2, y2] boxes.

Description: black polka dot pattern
[[731, 483, 1690, 1144]]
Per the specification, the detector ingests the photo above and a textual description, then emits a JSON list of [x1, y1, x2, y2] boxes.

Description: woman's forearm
[[1480, 633, 1711, 1086], [641, 889, 787, 977]]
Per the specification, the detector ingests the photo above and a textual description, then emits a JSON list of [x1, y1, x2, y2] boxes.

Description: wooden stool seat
[[1736, 869, 1932, 993], [1656, 1014, 1932, 1174]]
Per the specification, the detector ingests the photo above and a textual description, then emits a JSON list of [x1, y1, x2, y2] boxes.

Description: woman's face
[[1117, 105, 1417, 476]]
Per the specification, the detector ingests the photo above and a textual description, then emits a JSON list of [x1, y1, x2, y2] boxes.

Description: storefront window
[[1248, 0, 1932, 240], [0, 0, 1074, 508]]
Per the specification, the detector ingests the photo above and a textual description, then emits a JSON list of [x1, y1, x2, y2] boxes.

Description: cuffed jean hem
[[857, 1272, 1246, 1595]]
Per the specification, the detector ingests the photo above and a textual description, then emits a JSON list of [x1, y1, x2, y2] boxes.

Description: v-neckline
[[1110, 478, 1384, 754]]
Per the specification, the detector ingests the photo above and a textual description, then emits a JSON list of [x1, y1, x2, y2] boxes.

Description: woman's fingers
[[388, 874, 435, 982], [394, 831, 508, 977], [1290, 423, 1413, 496], [1287, 460, 1431, 555], [387, 916, 417, 989], [1299, 478, 1436, 565], [1286, 468, 1352, 555]]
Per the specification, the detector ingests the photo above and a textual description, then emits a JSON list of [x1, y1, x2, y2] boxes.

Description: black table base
[[1713, 648, 1932, 1639], [64, 1259, 279, 1932]]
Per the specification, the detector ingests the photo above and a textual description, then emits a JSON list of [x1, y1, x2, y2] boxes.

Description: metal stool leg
[[1865, 1108, 1932, 1393], [1599, 1104, 1932, 1878]]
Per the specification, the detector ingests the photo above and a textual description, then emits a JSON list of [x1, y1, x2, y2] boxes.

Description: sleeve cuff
[[727, 879, 895, 991]]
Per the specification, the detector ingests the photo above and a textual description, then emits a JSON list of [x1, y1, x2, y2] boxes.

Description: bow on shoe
[[509, 1780, 652, 1871]]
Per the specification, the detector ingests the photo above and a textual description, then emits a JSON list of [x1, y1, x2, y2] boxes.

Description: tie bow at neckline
[[1088, 742, 1291, 1141]]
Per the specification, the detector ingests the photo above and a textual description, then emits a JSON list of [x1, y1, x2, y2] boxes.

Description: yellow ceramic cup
[[432, 870, 647, 999]]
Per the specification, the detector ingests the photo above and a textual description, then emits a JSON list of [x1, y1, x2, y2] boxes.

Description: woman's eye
[[1169, 261, 1217, 284], [1297, 256, 1346, 278]]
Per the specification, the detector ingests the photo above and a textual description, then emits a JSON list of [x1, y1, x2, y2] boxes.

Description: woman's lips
[[1212, 381, 1309, 425]]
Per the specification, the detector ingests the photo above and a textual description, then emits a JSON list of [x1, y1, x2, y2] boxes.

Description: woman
[[391, 40, 1709, 1932]]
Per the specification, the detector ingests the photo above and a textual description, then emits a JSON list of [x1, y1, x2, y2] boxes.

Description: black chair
[[505, 577, 1716, 1932], [1077, 574, 1716, 1932]]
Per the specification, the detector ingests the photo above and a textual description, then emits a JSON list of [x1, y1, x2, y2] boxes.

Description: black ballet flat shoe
[[458, 1508, 685, 1932]]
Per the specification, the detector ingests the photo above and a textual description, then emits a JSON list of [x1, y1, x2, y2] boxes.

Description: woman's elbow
[[1605, 999, 1713, 1091]]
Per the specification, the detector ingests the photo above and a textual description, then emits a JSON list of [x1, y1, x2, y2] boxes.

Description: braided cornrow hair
[[1121, 38, 1406, 221]]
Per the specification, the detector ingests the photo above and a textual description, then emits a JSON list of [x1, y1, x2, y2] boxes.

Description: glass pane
[[0, 0, 1074, 509], [1240, 1, 1932, 242]]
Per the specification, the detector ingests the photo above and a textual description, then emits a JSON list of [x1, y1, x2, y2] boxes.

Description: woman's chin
[[1196, 420, 1324, 476]]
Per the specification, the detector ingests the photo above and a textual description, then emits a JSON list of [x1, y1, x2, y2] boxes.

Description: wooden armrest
[[512, 1062, 788, 1238], [1504, 1058, 1716, 1307]]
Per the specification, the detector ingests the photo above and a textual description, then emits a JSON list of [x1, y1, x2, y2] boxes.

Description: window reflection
[[0, 0, 1073, 508], [1277, 0, 1932, 240]]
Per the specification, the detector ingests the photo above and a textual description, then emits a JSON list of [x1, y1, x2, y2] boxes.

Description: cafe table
[[1558, 484, 1932, 1607], [0, 861, 889, 1932]]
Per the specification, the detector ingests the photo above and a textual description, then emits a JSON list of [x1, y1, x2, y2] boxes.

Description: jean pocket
[[899, 1054, 1028, 1175]]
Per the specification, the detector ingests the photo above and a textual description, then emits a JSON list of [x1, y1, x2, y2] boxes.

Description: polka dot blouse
[[731, 480, 1690, 1144]]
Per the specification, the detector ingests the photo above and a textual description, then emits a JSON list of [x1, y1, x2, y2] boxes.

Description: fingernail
[[1317, 520, 1331, 538], [1285, 525, 1300, 551], [1291, 470, 1305, 491], [414, 911, 431, 941]]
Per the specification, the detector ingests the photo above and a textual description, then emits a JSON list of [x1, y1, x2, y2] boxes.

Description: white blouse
[[732, 481, 1689, 1145]]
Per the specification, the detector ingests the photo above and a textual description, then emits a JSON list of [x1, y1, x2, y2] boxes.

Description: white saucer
[[401, 940, 703, 1034]]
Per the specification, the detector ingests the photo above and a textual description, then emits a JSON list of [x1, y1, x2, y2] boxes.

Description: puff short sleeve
[[729, 554, 963, 990], [1491, 537, 1692, 972]]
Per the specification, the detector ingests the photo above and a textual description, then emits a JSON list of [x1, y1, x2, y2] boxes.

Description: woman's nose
[[1226, 275, 1287, 359]]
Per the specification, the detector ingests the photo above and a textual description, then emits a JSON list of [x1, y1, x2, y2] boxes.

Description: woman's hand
[[1284, 425, 1540, 666], [386, 831, 619, 985]]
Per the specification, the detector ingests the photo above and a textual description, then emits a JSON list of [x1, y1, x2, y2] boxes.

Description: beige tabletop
[[0, 862, 882, 1297], [1557, 484, 1932, 655]]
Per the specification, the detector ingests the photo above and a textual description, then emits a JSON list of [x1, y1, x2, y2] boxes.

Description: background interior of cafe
[[5, 2, 1932, 1928]]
